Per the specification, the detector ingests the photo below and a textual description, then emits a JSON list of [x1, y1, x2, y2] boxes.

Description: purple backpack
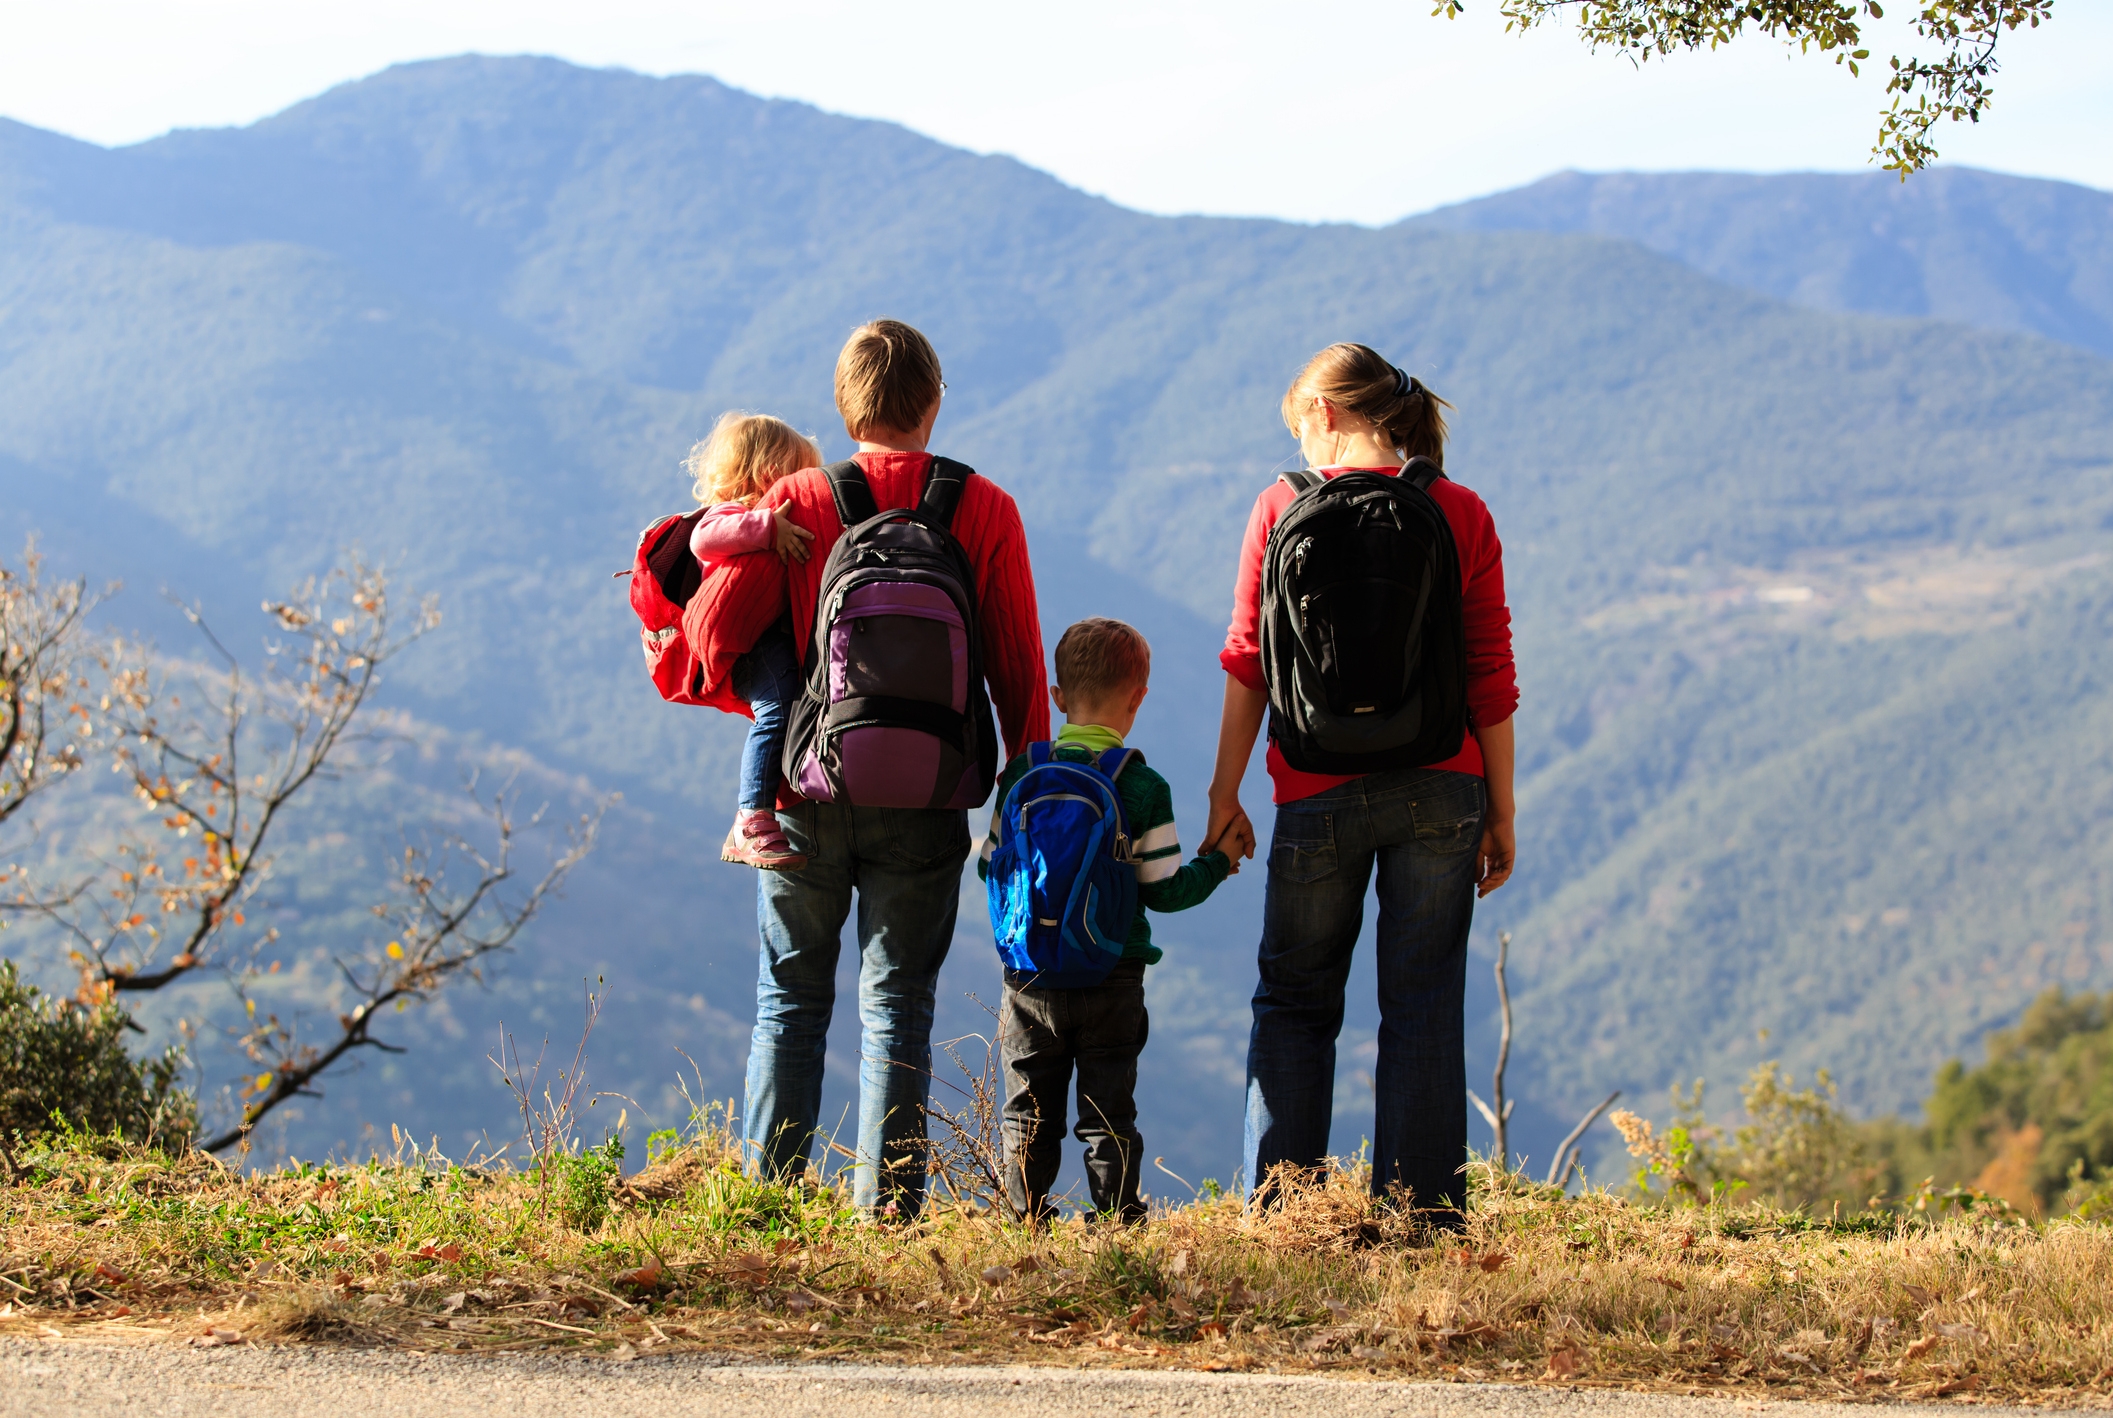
[[780, 458, 999, 810]]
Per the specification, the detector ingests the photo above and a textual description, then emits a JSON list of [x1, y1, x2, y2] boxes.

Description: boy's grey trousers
[[998, 957, 1149, 1222]]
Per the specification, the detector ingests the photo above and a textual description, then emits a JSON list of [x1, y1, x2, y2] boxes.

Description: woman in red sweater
[[1205, 343, 1517, 1221]]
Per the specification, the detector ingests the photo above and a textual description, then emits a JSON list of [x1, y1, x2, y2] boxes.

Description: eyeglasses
[[940, 380, 949, 395]]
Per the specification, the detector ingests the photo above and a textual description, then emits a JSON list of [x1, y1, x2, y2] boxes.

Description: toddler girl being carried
[[686, 412, 819, 872]]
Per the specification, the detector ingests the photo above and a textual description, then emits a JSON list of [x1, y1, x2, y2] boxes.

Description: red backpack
[[627, 510, 713, 705]]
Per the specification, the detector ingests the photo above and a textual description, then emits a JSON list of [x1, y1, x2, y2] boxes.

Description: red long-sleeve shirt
[[684, 452, 1051, 799], [1220, 466, 1518, 804]]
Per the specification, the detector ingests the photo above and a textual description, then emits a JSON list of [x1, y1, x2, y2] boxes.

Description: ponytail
[[1281, 343, 1452, 468]]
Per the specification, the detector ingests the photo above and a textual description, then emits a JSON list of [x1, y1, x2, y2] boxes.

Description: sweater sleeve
[[683, 537, 789, 706], [1127, 770, 1230, 912], [969, 486, 1051, 756], [1139, 851, 1230, 914], [1218, 484, 1280, 692], [1454, 492, 1519, 729], [690, 505, 776, 561]]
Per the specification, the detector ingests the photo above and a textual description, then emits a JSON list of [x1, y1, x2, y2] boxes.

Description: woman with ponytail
[[1205, 343, 1517, 1224]]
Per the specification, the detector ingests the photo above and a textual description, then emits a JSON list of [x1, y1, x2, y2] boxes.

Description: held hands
[[1201, 796, 1257, 876], [772, 505, 815, 562], [1477, 814, 1516, 898]]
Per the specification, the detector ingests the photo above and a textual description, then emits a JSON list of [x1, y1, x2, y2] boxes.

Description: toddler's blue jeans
[[730, 624, 800, 812], [1243, 766, 1486, 1218]]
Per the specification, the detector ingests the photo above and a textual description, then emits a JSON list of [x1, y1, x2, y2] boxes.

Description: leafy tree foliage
[[1919, 989, 2113, 1209], [1441, 1, 2055, 172], [0, 959, 194, 1162]]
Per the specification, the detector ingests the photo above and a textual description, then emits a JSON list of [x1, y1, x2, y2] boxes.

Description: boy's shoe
[[722, 810, 806, 871]]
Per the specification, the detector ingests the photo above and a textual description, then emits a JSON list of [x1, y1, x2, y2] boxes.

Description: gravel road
[[2, 1340, 2079, 1418]]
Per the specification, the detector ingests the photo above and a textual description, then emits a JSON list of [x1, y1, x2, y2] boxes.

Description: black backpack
[[780, 458, 999, 810], [1258, 458, 1468, 774]]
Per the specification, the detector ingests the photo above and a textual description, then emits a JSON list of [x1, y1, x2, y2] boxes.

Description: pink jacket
[[689, 501, 775, 570]]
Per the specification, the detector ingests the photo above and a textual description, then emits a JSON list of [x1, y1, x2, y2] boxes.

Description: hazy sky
[[2, 1, 2105, 224]]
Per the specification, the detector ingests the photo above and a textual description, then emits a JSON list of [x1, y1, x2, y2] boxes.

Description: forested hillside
[[1416, 167, 2113, 359], [2, 56, 2108, 1183]]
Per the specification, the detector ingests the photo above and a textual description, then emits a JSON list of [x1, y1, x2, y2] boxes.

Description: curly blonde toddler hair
[[685, 412, 822, 508]]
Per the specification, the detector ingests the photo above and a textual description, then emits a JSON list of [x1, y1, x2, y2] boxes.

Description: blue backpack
[[986, 744, 1140, 988]]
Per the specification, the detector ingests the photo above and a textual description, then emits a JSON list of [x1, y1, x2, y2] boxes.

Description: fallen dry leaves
[[2, 1135, 2111, 1401]]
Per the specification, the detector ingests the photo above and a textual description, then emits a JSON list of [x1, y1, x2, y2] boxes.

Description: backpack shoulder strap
[[823, 459, 879, 527], [1028, 742, 1053, 769], [1279, 468, 1323, 495], [1401, 456, 1444, 493], [1096, 748, 1142, 849], [920, 457, 975, 529]]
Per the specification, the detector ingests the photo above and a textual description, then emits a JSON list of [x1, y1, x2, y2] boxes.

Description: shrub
[[0, 961, 195, 1152], [556, 1133, 625, 1231], [1616, 1062, 1885, 1211]]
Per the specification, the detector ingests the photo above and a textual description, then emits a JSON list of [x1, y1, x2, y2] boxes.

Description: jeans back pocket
[[1410, 781, 1484, 856], [1269, 813, 1338, 884]]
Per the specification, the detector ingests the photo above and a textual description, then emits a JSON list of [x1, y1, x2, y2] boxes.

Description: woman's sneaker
[[722, 810, 807, 871]]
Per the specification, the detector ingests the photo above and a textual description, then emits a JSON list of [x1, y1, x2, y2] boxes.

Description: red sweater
[[1220, 466, 1518, 804], [685, 452, 1051, 795]]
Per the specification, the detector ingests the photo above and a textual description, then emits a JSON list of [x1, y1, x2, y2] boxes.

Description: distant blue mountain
[[3, 57, 2110, 1186], [1415, 167, 2113, 359]]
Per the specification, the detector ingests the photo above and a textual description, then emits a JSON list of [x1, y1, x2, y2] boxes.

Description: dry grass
[[5, 1129, 2113, 1403]]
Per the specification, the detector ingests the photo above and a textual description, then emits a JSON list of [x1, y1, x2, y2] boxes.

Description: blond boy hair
[[686, 412, 821, 508], [834, 319, 944, 439]]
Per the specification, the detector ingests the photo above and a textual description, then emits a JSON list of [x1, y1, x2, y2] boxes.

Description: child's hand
[[1201, 799, 1255, 875], [772, 505, 816, 562]]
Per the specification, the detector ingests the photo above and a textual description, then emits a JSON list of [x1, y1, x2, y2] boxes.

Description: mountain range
[[3, 55, 2109, 1188]]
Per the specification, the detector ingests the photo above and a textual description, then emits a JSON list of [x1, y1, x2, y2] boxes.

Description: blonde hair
[[1054, 618, 1152, 702], [1282, 343, 1453, 467], [685, 412, 821, 508], [834, 319, 943, 438]]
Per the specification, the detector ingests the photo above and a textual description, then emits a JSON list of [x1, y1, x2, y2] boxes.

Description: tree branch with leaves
[[1438, 0, 2054, 173], [4, 549, 605, 1157], [49, 558, 437, 1000], [206, 780, 603, 1155], [0, 543, 98, 844]]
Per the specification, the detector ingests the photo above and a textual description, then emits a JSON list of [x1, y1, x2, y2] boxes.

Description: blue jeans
[[744, 801, 970, 1215], [1244, 767, 1485, 1213], [731, 625, 800, 812]]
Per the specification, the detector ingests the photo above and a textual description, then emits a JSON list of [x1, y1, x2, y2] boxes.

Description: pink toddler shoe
[[721, 809, 807, 871]]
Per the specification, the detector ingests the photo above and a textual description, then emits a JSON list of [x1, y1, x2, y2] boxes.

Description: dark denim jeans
[[744, 801, 970, 1216], [998, 958, 1149, 1222], [1244, 767, 1485, 1213], [730, 624, 800, 812]]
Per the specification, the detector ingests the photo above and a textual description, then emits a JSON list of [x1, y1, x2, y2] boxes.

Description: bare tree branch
[[0, 541, 100, 838], [26, 555, 439, 1000], [1548, 1089, 1624, 1189], [200, 784, 605, 1154]]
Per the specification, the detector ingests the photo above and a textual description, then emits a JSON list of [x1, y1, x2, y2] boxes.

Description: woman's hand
[[1471, 716, 1516, 897], [772, 505, 815, 562], [1203, 796, 1255, 875], [1477, 814, 1515, 897], [1204, 676, 1269, 876]]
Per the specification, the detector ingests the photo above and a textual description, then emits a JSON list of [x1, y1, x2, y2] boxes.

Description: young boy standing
[[978, 618, 1231, 1222]]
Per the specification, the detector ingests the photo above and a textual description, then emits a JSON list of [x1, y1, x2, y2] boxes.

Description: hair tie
[[1392, 365, 1420, 401]]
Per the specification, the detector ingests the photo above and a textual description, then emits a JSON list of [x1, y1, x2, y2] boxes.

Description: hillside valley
[[2, 56, 2110, 1187]]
